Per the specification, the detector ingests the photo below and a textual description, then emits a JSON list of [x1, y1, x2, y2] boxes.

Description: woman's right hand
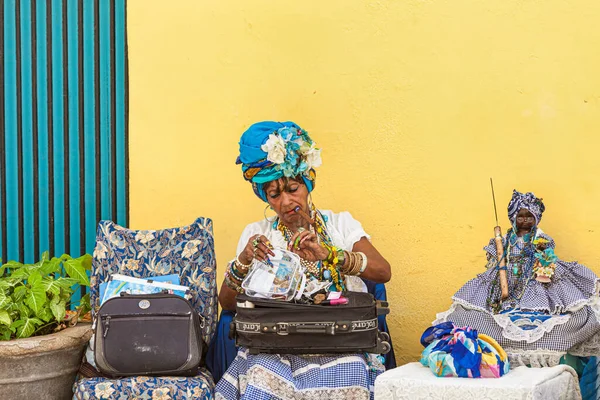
[[238, 234, 274, 265]]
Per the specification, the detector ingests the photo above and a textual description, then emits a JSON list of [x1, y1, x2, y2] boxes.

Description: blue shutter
[[1, 0, 128, 270]]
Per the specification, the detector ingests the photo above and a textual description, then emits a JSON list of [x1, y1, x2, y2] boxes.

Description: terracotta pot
[[0, 323, 92, 400]]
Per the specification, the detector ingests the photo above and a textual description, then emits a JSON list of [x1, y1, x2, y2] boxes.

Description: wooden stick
[[494, 226, 509, 300]]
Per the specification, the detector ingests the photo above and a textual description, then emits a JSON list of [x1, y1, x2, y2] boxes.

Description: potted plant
[[0, 252, 93, 400]]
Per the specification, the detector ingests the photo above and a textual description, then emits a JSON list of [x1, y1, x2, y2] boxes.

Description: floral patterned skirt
[[215, 348, 384, 400], [72, 368, 214, 400]]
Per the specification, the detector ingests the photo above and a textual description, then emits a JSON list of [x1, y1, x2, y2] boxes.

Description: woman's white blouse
[[235, 210, 370, 293]]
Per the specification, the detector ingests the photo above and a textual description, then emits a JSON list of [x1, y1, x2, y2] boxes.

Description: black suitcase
[[231, 291, 391, 354], [94, 292, 204, 377]]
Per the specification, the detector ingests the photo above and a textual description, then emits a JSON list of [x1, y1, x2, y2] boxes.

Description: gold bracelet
[[357, 252, 367, 275], [342, 251, 364, 276], [352, 252, 362, 275], [341, 251, 356, 275]]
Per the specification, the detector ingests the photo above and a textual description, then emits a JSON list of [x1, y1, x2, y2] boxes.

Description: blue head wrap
[[507, 189, 545, 225], [236, 121, 319, 202]]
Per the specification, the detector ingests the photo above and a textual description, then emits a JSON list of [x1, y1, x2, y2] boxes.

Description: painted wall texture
[[127, 0, 600, 363]]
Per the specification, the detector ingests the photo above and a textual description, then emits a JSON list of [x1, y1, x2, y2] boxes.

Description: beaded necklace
[[275, 204, 346, 291], [486, 226, 536, 313]]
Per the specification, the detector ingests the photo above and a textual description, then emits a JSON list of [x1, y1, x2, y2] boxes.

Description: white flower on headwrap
[[304, 144, 322, 169], [261, 134, 286, 164]]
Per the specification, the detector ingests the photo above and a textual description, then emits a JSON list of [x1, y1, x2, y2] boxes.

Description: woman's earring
[[264, 204, 278, 223]]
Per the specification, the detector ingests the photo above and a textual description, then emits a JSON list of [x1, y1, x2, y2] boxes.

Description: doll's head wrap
[[236, 121, 320, 202], [507, 189, 545, 225]]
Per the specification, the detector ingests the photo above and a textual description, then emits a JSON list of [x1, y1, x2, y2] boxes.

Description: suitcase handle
[[376, 300, 390, 316], [287, 323, 335, 335]]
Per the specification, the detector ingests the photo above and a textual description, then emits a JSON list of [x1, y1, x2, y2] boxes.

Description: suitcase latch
[[276, 323, 289, 335]]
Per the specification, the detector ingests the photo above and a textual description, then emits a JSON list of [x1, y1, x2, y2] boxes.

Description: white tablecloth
[[374, 362, 581, 400]]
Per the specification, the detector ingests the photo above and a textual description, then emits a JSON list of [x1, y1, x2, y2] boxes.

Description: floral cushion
[[73, 368, 214, 400], [89, 218, 217, 345], [75, 218, 218, 399]]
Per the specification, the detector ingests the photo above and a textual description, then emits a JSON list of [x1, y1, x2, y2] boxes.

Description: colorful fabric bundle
[[420, 322, 510, 378]]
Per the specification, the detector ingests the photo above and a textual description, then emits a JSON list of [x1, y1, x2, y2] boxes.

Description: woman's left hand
[[288, 230, 329, 262]]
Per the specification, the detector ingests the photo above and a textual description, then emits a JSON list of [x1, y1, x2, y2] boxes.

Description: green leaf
[[0, 278, 23, 289], [57, 277, 79, 289], [59, 288, 72, 302], [0, 291, 11, 309], [25, 284, 47, 314], [0, 310, 11, 326], [63, 259, 90, 286], [3, 260, 24, 270], [28, 271, 42, 287], [77, 293, 91, 316], [9, 267, 32, 280], [16, 303, 31, 319], [41, 277, 77, 296], [10, 319, 24, 330], [12, 286, 27, 302], [14, 317, 43, 339], [38, 258, 61, 276], [40, 251, 50, 262], [50, 297, 66, 322], [40, 278, 61, 296], [36, 306, 54, 323], [0, 326, 11, 341], [77, 254, 93, 271]]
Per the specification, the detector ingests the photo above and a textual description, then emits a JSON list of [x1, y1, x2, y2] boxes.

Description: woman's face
[[264, 178, 309, 228], [515, 208, 536, 231]]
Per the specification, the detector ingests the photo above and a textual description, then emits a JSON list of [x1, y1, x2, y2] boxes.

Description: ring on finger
[[252, 237, 260, 248]]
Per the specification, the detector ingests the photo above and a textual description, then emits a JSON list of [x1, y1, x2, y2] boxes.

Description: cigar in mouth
[[294, 206, 315, 226]]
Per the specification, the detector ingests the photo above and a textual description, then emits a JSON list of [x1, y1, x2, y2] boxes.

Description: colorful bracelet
[[226, 262, 244, 283], [230, 261, 248, 281], [224, 272, 244, 293], [226, 270, 242, 286]]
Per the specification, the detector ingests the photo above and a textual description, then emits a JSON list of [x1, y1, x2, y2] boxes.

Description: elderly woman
[[436, 190, 600, 364], [214, 121, 391, 400]]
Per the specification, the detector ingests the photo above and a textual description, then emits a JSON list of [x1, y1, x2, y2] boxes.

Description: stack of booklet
[[99, 273, 191, 305]]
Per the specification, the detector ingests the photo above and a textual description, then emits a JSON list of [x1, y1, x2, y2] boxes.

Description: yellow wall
[[128, 0, 600, 364]]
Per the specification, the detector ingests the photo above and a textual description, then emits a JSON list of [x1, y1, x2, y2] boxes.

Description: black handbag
[[94, 292, 204, 377], [231, 291, 391, 354]]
